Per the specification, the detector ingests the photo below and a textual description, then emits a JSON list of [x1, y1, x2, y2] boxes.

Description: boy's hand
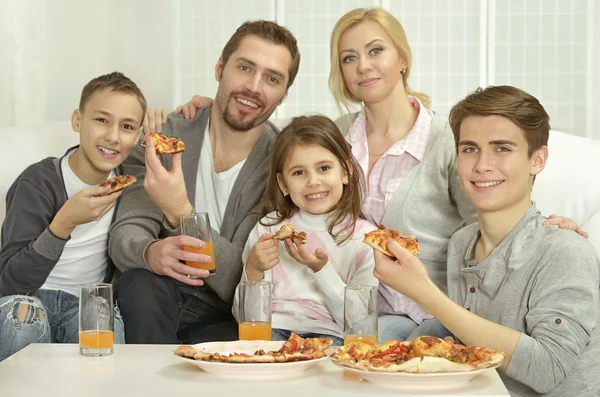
[[143, 133, 193, 228], [245, 233, 279, 280], [142, 108, 168, 134], [284, 238, 329, 273], [373, 240, 435, 304], [50, 185, 122, 239], [173, 95, 214, 119]]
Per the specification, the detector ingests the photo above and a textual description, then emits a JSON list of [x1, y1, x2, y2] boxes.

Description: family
[[0, 7, 598, 397]]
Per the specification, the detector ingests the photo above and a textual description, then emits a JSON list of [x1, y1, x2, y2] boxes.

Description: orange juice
[[239, 321, 272, 340], [344, 334, 377, 345], [79, 330, 114, 349], [184, 241, 216, 272]]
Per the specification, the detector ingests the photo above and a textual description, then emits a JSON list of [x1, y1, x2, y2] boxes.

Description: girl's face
[[276, 142, 348, 215], [338, 20, 406, 104]]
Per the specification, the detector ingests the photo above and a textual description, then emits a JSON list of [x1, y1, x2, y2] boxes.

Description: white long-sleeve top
[[233, 210, 379, 338]]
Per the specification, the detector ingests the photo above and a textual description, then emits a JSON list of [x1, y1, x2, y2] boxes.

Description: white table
[[0, 344, 510, 396]]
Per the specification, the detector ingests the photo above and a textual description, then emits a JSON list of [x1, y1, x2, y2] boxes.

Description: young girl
[[232, 115, 378, 345]]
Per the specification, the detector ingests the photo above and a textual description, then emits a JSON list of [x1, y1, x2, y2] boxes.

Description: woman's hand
[[543, 214, 588, 238]]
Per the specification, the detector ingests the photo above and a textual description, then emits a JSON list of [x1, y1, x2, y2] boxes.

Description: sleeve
[[203, 205, 263, 305], [505, 241, 600, 393], [108, 136, 164, 273], [0, 180, 68, 296], [232, 220, 273, 321]]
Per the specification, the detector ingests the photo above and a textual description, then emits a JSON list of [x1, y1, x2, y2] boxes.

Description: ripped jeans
[[0, 289, 125, 361]]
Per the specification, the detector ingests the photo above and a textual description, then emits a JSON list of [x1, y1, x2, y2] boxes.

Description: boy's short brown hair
[[449, 85, 550, 158], [221, 20, 300, 89], [79, 71, 147, 120]]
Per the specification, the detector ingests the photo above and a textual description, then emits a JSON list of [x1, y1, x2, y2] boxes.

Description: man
[[109, 21, 300, 344], [372, 86, 599, 396]]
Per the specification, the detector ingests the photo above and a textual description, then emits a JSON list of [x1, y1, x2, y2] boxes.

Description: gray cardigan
[[336, 114, 477, 293], [108, 109, 279, 311]]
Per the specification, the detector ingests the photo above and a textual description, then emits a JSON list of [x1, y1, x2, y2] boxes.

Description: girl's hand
[[372, 240, 436, 304], [246, 233, 279, 279], [284, 238, 329, 272]]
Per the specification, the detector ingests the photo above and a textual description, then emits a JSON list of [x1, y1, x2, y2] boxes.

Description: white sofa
[[2, 121, 600, 255]]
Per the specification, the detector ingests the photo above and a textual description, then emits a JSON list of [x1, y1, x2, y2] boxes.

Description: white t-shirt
[[40, 151, 115, 297], [195, 122, 246, 233]]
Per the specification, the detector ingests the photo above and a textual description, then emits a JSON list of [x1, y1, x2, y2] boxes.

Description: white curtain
[[0, 0, 47, 127]]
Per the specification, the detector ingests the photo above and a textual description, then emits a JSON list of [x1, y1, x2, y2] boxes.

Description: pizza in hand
[[273, 224, 307, 244], [97, 175, 137, 196], [174, 332, 332, 363], [331, 335, 505, 373], [363, 224, 420, 257], [142, 132, 185, 154]]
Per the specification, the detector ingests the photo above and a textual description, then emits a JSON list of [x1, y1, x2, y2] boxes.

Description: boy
[[371, 85, 599, 396], [0, 72, 146, 361]]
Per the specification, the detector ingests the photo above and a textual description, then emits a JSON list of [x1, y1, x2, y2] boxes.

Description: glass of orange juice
[[79, 283, 115, 356], [343, 285, 378, 345], [238, 280, 272, 341], [180, 212, 216, 277]]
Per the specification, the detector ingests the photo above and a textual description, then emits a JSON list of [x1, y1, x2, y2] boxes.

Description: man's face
[[457, 115, 547, 214], [214, 35, 292, 131]]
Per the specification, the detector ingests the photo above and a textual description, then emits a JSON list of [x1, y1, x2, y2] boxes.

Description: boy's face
[[457, 115, 547, 214], [72, 88, 143, 179], [214, 35, 291, 131]]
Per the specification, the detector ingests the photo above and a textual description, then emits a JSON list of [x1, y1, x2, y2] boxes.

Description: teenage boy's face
[[456, 115, 547, 214], [214, 35, 291, 131], [72, 89, 143, 179]]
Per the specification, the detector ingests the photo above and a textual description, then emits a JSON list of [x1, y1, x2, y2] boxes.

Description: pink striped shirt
[[348, 96, 434, 324]]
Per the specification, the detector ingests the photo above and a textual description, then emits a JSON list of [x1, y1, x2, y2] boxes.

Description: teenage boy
[[109, 20, 300, 344], [0, 72, 147, 361], [372, 85, 599, 396]]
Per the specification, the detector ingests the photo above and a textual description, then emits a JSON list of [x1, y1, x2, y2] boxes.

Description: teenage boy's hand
[[373, 240, 436, 304], [284, 238, 329, 273], [145, 235, 211, 286], [173, 95, 214, 119], [245, 233, 279, 281], [142, 108, 168, 134], [50, 185, 122, 239], [143, 133, 193, 228]]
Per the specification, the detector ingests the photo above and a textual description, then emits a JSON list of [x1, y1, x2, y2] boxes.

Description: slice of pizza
[[362, 224, 420, 257], [97, 175, 137, 196], [142, 132, 185, 154], [273, 224, 308, 244]]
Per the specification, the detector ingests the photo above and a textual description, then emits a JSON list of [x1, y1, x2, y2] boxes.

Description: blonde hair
[[329, 8, 430, 114]]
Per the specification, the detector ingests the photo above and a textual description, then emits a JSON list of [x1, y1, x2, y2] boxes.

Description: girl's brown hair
[[260, 115, 363, 245], [329, 8, 430, 115]]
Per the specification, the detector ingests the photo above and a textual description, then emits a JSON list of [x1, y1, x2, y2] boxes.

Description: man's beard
[[217, 90, 278, 131]]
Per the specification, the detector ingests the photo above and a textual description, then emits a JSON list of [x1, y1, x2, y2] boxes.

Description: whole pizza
[[331, 336, 505, 373], [174, 333, 332, 364]]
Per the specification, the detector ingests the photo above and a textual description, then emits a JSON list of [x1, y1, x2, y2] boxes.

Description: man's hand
[[50, 185, 122, 239], [173, 95, 214, 119], [143, 133, 192, 228], [142, 108, 168, 134], [373, 240, 436, 304], [145, 235, 211, 286], [245, 233, 279, 281], [543, 214, 588, 238], [284, 238, 329, 273]]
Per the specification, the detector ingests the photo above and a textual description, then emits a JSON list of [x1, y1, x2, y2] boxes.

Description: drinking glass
[[180, 212, 216, 277], [79, 283, 115, 356], [238, 280, 272, 341], [343, 285, 378, 345]]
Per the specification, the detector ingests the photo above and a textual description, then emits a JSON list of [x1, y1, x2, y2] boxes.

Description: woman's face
[[338, 20, 406, 104]]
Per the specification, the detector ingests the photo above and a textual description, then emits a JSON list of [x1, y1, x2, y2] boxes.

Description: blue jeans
[[272, 328, 344, 346], [378, 315, 452, 343], [0, 289, 125, 361]]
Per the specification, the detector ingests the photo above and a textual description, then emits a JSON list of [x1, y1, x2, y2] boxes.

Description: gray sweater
[[448, 204, 600, 396], [336, 114, 477, 293], [108, 109, 279, 311]]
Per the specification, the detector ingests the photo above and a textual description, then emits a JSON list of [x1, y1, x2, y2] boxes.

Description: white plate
[[336, 363, 501, 390], [175, 340, 330, 380]]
